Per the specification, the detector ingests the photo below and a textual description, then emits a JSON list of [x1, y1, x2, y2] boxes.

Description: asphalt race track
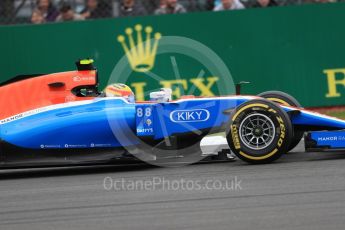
[[1, 141, 345, 230]]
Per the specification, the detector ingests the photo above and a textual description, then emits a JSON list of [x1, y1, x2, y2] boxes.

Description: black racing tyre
[[227, 99, 293, 164], [258, 91, 304, 152], [257, 91, 301, 107]]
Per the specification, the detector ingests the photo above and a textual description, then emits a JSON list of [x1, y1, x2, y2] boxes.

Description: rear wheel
[[258, 91, 304, 152], [227, 99, 293, 164]]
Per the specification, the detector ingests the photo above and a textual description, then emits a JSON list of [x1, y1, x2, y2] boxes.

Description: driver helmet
[[105, 83, 135, 103]]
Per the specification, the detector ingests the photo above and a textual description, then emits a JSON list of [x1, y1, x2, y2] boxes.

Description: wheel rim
[[239, 113, 276, 150]]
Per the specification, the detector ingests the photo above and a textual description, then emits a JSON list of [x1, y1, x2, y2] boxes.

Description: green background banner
[[1, 3, 345, 107]]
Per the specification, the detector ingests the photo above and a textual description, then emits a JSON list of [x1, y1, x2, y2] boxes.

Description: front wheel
[[227, 99, 293, 164], [258, 91, 304, 152]]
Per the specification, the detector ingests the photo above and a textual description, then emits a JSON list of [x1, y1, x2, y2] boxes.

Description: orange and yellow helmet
[[104, 83, 135, 102]]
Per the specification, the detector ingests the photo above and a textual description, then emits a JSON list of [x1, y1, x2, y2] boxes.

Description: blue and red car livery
[[1, 59, 345, 168]]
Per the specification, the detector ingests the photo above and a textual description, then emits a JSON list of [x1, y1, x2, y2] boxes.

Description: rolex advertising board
[[0, 3, 345, 107]]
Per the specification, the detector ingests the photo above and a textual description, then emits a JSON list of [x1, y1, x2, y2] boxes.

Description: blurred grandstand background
[[0, 0, 340, 25], [1, 0, 344, 108]]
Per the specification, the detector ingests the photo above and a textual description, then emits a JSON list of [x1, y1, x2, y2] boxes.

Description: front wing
[[305, 130, 345, 151]]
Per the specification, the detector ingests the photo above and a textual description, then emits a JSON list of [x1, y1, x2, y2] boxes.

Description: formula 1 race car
[[1, 59, 345, 168]]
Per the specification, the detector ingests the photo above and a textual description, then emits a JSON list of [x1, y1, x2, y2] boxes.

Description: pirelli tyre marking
[[266, 97, 290, 106], [276, 116, 286, 148], [228, 100, 292, 164], [232, 103, 269, 122], [231, 124, 241, 149]]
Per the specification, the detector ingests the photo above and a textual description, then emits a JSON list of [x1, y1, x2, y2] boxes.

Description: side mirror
[[236, 81, 250, 95], [76, 59, 95, 71]]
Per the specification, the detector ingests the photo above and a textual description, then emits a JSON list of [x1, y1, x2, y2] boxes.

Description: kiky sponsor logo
[[170, 109, 210, 122]]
